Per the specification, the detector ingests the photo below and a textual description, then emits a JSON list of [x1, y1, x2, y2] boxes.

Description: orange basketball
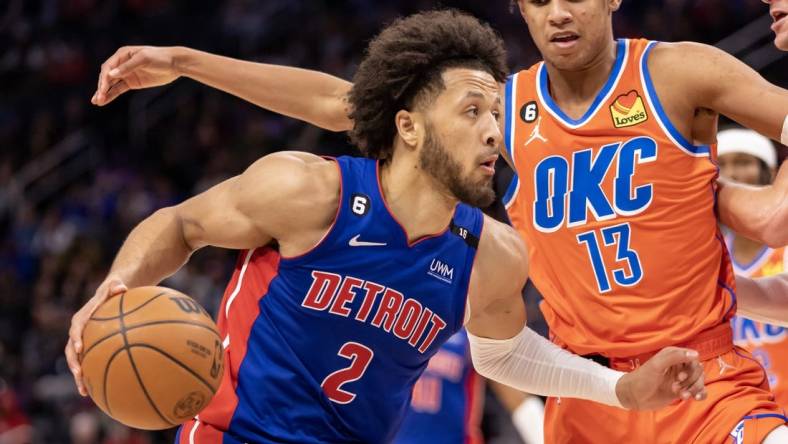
[[80, 286, 224, 430]]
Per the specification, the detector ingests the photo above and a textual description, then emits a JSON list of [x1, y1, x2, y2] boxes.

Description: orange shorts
[[545, 324, 787, 444]]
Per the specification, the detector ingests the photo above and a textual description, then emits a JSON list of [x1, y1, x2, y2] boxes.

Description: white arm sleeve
[[468, 326, 625, 408]]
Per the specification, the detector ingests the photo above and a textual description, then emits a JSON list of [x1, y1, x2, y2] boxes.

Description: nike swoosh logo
[[348, 234, 387, 247]]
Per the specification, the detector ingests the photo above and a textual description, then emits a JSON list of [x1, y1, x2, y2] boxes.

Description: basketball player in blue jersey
[[67, 10, 708, 443]]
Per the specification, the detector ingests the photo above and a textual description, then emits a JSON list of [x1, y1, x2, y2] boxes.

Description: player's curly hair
[[348, 9, 508, 160]]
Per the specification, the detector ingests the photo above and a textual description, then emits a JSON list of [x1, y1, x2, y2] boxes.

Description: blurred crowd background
[[0, 1, 786, 443]]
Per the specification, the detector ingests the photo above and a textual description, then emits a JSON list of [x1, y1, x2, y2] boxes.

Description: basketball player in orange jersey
[[68, 11, 709, 443], [718, 128, 788, 410], [88, 3, 788, 443]]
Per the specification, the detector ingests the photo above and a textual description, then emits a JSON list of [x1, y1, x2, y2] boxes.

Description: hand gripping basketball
[[67, 276, 128, 397], [67, 284, 224, 429], [615, 347, 707, 410]]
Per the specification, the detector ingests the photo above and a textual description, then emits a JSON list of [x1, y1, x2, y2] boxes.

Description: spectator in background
[[0, 379, 32, 444]]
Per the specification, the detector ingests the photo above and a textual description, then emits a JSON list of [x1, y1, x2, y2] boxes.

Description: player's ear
[[395, 110, 421, 149], [609, 0, 623, 13]]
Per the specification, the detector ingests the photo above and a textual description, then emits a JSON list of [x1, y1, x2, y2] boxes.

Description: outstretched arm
[[736, 273, 788, 327], [93, 46, 353, 132], [66, 151, 339, 395], [717, 160, 788, 247], [650, 42, 788, 246], [464, 219, 706, 410]]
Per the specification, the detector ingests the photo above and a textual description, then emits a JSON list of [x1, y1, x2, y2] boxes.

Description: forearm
[[717, 177, 788, 247], [468, 326, 624, 408], [108, 207, 194, 287], [174, 47, 353, 131], [736, 274, 788, 327]]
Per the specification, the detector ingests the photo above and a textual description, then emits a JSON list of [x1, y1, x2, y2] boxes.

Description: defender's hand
[[92, 46, 182, 106], [65, 277, 128, 396], [615, 347, 706, 410]]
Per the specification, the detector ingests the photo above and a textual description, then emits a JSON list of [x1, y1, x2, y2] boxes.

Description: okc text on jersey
[[532, 136, 657, 232]]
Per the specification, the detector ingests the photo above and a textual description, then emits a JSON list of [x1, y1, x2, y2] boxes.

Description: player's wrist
[[170, 46, 195, 79], [614, 372, 635, 410]]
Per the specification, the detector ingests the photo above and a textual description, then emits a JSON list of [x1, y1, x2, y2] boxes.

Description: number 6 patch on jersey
[[351, 193, 370, 216]]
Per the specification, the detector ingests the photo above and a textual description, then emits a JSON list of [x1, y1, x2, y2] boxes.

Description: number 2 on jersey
[[321, 342, 374, 404], [576, 222, 643, 293]]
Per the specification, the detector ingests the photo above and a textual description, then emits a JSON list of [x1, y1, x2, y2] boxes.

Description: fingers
[[667, 359, 706, 401], [93, 47, 139, 105], [107, 51, 147, 80], [651, 346, 700, 369], [107, 278, 128, 296], [69, 309, 88, 356], [66, 277, 128, 397], [102, 80, 130, 104], [685, 371, 707, 401], [65, 337, 87, 397], [679, 360, 706, 401]]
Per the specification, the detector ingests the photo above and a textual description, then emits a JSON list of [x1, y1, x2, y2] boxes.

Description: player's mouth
[[478, 155, 498, 176], [549, 32, 580, 49], [772, 9, 788, 32]]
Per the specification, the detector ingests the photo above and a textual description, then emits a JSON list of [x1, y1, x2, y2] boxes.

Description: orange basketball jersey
[[730, 240, 788, 407], [503, 39, 736, 357]]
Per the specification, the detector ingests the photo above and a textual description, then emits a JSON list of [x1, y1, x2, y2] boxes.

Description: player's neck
[[732, 234, 768, 266], [543, 39, 617, 118], [379, 155, 457, 243]]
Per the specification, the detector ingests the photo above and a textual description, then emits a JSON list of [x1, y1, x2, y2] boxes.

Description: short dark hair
[[348, 9, 508, 160]]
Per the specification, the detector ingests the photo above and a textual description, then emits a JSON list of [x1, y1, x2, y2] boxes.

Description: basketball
[[79, 286, 224, 430]]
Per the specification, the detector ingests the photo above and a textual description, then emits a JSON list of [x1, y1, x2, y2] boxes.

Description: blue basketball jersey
[[179, 156, 483, 444], [393, 329, 484, 444]]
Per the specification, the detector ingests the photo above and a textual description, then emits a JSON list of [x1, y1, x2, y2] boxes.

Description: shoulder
[[237, 151, 339, 203], [507, 63, 540, 85], [235, 151, 341, 236], [647, 41, 728, 68]]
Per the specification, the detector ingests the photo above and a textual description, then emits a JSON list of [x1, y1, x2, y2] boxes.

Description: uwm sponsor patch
[[610, 90, 648, 128]]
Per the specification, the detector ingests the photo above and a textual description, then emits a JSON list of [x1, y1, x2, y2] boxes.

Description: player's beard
[[419, 122, 495, 208]]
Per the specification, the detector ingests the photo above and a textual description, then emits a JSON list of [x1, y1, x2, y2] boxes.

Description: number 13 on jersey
[[577, 222, 643, 293]]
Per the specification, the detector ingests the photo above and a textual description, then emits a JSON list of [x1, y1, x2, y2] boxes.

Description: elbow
[[153, 206, 198, 254], [761, 206, 788, 248]]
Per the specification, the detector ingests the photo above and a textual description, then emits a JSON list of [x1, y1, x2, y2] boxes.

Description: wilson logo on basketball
[[610, 90, 648, 128], [170, 296, 209, 317]]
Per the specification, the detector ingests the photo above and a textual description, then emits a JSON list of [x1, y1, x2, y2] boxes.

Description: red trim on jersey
[[374, 161, 451, 247], [463, 368, 485, 444], [193, 247, 281, 438], [281, 158, 343, 261], [180, 418, 224, 444]]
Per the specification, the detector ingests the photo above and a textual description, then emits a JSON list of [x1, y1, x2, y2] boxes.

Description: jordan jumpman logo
[[525, 116, 548, 146]]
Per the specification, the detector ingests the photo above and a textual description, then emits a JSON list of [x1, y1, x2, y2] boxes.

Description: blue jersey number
[[576, 223, 643, 294]]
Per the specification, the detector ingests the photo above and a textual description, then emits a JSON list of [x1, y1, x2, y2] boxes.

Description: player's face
[[764, 0, 788, 50], [418, 68, 502, 207], [718, 153, 772, 186], [516, 0, 621, 70]]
